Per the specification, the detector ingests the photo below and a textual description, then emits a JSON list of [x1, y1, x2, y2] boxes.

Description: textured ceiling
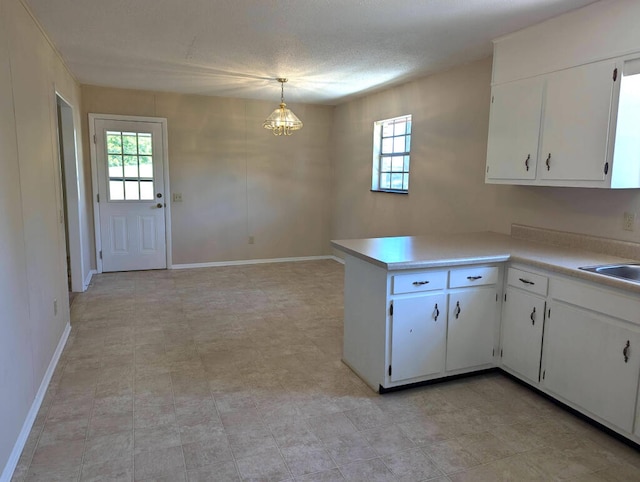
[[25, 0, 597, 104]]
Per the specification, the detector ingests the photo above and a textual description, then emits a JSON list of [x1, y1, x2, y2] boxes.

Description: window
[[106, 130, 154, 201], [372, 114, 412, 193]]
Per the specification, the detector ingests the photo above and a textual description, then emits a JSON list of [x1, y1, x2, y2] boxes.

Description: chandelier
[[263, 78, 303, 136]]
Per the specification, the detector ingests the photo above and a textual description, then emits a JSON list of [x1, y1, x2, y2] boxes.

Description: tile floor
[[11, 260, 640, 481]]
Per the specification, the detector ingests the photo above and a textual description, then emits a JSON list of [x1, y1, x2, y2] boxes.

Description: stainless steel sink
[[579, 263, 640, 283]]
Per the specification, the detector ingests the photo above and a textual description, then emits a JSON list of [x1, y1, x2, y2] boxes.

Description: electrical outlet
[[53, 299, 58, 316], [172, 193, 183, 202], [623, 212, 635, 231], [248, 236, 255, 245]]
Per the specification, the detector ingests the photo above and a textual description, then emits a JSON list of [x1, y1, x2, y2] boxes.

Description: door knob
[[156, 203, 163, 208], [157, 193, 163, 198]]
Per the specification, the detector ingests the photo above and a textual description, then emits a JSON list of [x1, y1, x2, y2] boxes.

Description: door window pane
[[138, 133, 152, 155], [122, 133, 138, 154], [125, 180, 139, 200], [108, 155, 123, 178], [140, 180, 154, 200], [107, 132, 122, 153], [109, 180, 124, 200], [123, 156, 138, 177], [139, 156, 153, 178]]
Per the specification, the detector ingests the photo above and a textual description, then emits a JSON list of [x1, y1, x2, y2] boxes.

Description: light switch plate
[[172, 193, 183, 202]]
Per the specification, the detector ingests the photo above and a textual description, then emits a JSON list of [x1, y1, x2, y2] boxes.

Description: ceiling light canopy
[[263, 78, 303, 136]]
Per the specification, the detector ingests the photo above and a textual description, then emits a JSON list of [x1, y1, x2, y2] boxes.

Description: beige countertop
[[331, 232, 640, 294]]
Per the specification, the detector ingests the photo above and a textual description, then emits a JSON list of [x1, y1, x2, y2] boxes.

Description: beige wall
[[81, 86, 334, 265], [331, 58, 496, 240], [0, 0, 84, 474], [331, 57, 640, 245]]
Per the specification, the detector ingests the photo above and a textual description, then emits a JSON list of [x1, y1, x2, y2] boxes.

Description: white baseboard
[[330, 255, 345, 264], [171, 255, 339, 270], [83, 269, 96, 291], [1, 322, 71, 482]]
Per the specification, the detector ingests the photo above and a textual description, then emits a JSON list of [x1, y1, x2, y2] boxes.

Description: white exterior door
[[94, 118, 167, 272]]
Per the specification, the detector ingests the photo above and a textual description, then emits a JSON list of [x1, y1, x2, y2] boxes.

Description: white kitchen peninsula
[[331, 230, 640, 445]]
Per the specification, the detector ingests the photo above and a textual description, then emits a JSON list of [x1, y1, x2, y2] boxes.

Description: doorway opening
[[55, 94, 85, 299]]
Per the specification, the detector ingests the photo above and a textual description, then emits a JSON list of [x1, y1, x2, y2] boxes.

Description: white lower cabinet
[[446, 289, 498, 371], [501, 287, 546, 383], [390, 293, 446, 382], [543, 302, 640, 433]]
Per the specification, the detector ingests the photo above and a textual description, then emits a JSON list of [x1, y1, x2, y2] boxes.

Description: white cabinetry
[[341, 254, 501, 392], [539, 60, 616, 182], [500, 267, 549, 383], [543, 277, 640, 435], [486, 0, 640, 190], [446, 266, 500, 372], [391, 293, 446, 382], [486, 77, 542, 181], [486, 59, 620, 187]]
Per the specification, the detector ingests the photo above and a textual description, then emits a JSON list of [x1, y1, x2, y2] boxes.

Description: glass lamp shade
[[263, 103, 303, 136]]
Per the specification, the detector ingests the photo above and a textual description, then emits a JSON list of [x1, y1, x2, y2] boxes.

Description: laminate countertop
[[331, 232, 640, 294]]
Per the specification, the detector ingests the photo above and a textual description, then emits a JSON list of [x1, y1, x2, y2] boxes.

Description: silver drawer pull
[[412, 281, 430, 286], [519, 278, 535, 285], [467, 276, 483, 281], [434, 303, 440, 321], [454, 301, 461, 319]]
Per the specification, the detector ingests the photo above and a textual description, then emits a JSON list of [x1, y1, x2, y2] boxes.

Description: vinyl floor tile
[[10, 261, 640, 482]]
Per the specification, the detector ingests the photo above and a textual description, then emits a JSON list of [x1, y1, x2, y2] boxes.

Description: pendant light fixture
[[263, 78, 303, 136]]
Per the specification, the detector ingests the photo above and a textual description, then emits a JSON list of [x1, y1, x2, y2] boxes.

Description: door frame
[[89, 113, 172, 273], [53, 89, 86, 291]]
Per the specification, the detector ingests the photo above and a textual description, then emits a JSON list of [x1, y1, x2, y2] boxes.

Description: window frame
[[371, 114, 412, 194]]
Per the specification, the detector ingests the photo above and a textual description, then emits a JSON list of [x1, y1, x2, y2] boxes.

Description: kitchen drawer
[[449, 266, 498, 288], [393, 270, 447, 294], [507, 267, 548, 296]]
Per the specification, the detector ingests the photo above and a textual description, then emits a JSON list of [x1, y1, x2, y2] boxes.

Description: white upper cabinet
[[539, 60, 616, 182], [486, 77, 542, 181], [486, 0, 640, 189]]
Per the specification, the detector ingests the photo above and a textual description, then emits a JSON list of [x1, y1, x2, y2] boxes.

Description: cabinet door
[[446, 289, 497, 371], [539, 60, 616, 182], [391, 293, 446, 382], [501, 288, 545, 383], [543, 303, 640, 432], [486, 77, 543, 181]]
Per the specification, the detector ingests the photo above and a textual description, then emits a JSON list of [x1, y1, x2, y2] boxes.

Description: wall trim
[[1, 322, 71, 482], [83, 269, 96, 291], [171, 255, 340, 270], [330, 255, 345, 265]]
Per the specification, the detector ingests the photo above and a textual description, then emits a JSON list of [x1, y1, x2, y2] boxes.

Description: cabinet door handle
[[530, 307, 536, 325], [545, 153, 551, 171], [623, 340, 631, 363], [525, 154, 530, 172], [467, 276, 482, 281], [434, 303, 440, 321], [455, 301, 461, 319], [412, 280, 430, 286], [519, 278, 535, 285]]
